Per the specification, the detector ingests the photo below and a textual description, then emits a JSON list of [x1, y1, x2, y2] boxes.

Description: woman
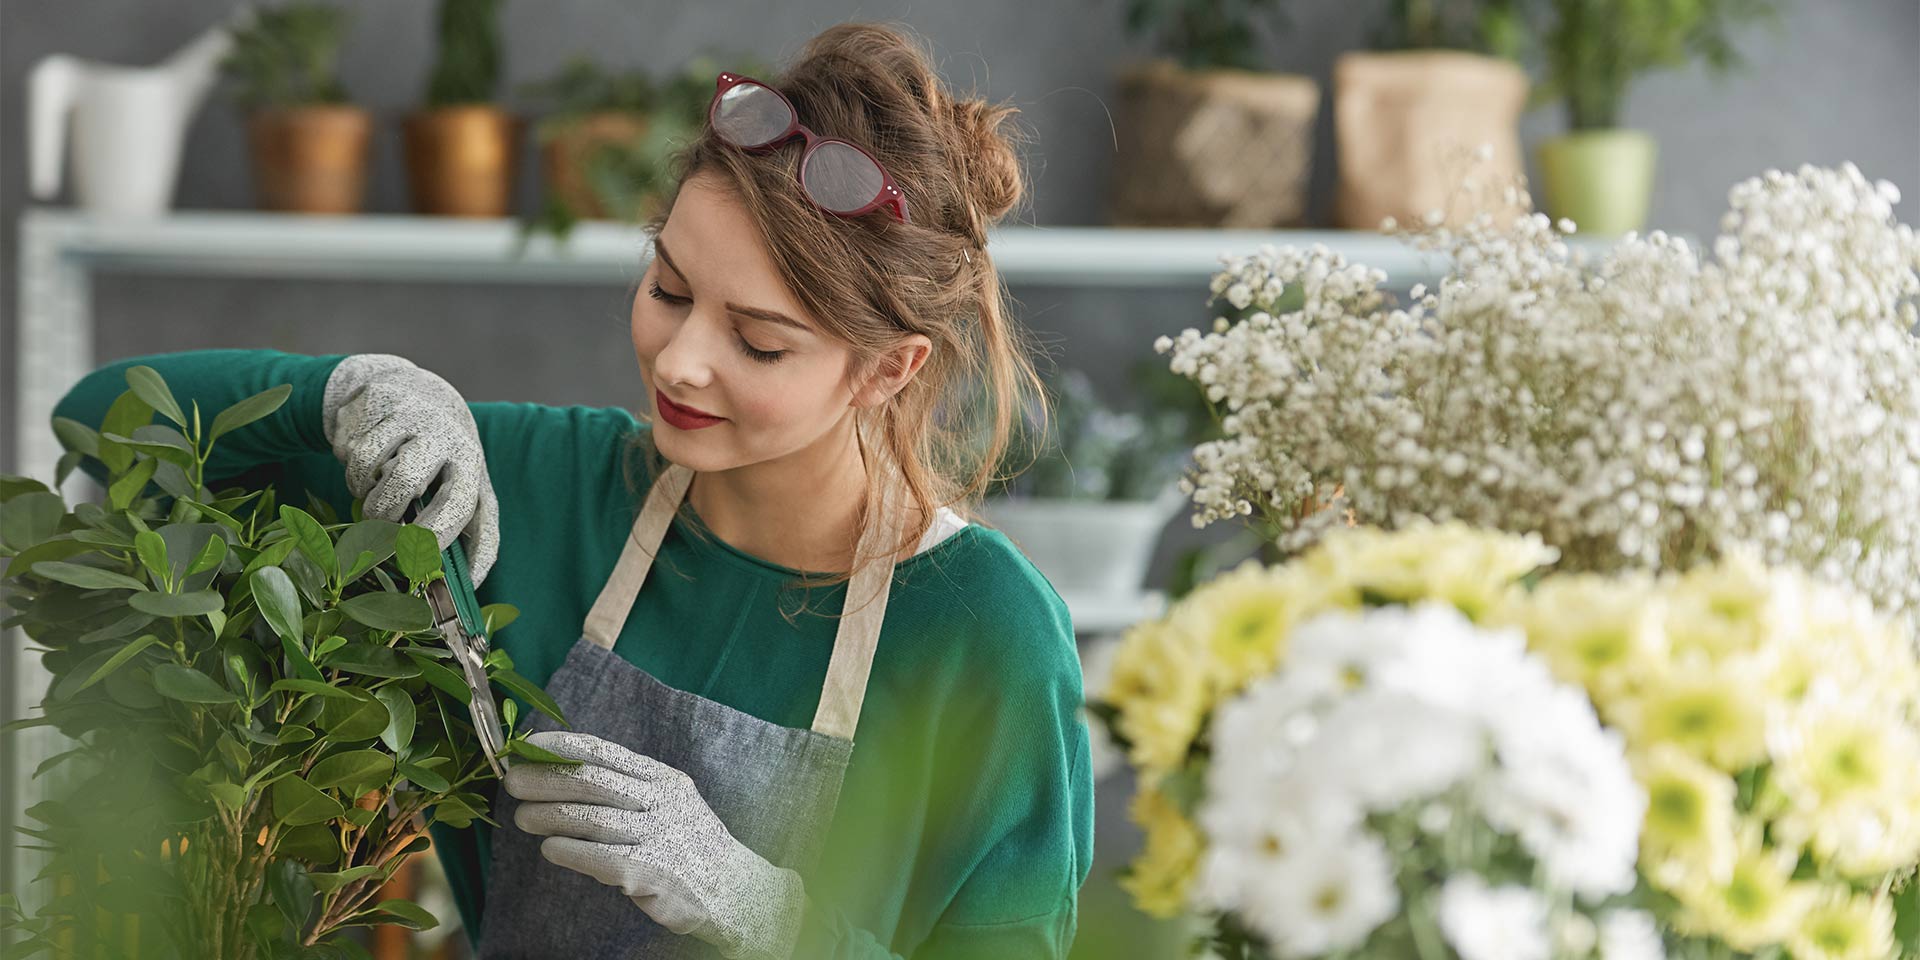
[[53, 21, 1091, 960]]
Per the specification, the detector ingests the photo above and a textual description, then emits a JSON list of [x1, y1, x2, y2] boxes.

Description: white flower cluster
[[1196, 603, 1647, 960], [1156, 164, 1920, 623]]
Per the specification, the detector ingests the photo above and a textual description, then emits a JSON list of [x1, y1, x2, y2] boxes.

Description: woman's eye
[[649, 280, 785, 363]]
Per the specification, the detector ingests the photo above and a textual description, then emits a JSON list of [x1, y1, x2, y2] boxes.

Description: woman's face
[[631, 171, 872, 474]]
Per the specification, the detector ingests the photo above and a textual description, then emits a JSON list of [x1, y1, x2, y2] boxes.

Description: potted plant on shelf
[[1333, 0, 1532, 231], [1532, 0, 1780, 234], [0, 367, 574, 957], [1108, 0, 1319, 228], [977, 367, 1195, 605], [403, 0, 519, 217], [222, 2, 370, 215]]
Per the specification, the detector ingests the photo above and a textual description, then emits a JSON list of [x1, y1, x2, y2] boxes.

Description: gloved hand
[[321, 354, 499, 585], [503, 730, 807, 960]]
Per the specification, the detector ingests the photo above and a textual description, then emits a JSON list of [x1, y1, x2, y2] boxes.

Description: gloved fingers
[[525, 730, 687, 787], [411, 457, 479, 551], [362, 438, 447, 523], [338, 406, 412, 498], [536, 837, 705, 933], [501, 757, 658, 811], [537, 835, 633, 890], [467, 477, 500, 587], [515, 801, 648, 844]]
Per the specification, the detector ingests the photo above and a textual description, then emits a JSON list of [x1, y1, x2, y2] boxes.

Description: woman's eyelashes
[[647, 280, 789, 365]]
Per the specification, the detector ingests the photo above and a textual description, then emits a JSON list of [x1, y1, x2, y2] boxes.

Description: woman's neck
[[686, 419, 881, 573]]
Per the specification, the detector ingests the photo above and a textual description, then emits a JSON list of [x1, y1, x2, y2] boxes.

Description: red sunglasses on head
[[707, 71, 910, 224]]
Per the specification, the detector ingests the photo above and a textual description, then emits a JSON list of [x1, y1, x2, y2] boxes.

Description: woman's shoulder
[[887, 522, 1078, 681]]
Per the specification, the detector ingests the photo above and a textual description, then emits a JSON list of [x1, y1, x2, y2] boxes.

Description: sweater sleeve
[[798, 548, 1096, 959]]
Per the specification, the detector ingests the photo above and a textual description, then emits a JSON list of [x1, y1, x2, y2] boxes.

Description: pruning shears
[[403, 493, 506, 779]]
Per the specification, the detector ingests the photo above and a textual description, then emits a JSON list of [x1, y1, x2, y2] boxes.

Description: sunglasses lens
[[802, 141, 886, 214], [713, 82, 793, 147]]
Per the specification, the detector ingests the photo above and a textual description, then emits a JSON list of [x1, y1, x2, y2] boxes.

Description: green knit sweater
[[53, 350, 1094, 959]]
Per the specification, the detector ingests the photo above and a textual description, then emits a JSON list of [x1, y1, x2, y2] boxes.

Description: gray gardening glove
[[321, 353, 499, 585], [504, 730, 808, 960]]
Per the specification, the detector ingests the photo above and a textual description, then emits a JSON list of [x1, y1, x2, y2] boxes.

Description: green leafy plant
[[1120, 0, 1291, 71], [1534, 0, 1781, 129], [519, 55, 765, 245], [424, 0, 502, 107], [0, 367, 575, 958], [1372, 0, 1527, 57], [221, 3, 353, 108]]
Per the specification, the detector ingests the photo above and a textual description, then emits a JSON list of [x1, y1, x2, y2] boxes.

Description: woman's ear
[[852, 335, 932, 408]]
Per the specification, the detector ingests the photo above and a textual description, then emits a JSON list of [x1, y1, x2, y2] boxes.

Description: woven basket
[[1108, 61, 1320, 228], [1333, 50, 1529, 231]]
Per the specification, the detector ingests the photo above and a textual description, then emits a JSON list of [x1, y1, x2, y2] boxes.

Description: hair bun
[[950, 96, 1024, 231]]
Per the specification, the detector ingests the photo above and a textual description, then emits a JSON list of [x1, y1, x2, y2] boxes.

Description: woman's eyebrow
[[653, 237, 812, 333]]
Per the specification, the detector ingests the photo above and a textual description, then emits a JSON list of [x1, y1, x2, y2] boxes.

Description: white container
[[980, 486, 1185, 600], [29, 20, 232, 217]]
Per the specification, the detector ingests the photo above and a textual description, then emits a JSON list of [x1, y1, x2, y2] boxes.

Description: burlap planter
[[1108, 60, 1319, 228], [1333, 50, 1529, 231]]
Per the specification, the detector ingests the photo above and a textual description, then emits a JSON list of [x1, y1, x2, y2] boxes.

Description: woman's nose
[[651, 312, 724, 389]]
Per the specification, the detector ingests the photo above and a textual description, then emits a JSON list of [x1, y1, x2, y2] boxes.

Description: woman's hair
[[626, 21, 1051, 614]]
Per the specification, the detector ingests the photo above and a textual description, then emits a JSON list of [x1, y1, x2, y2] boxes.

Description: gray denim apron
[[477, 460, 902, 958]]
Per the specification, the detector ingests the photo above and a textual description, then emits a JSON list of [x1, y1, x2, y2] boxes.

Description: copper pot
[[402, 104, 522, 217], [540, 110, 649, 220], [247, 105, 372, 214]]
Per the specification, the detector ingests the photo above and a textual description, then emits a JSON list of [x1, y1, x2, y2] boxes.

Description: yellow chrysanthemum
[[1669, 832, 1813, 951], [1120, 785, 1204, 919], [1620, 664, 1768, 772], [1502, 572, 1666, 711], [1175, 562, 1326, 694], [1635, 745, 1738, 887], [1788, 888, 1896, 960], [1304, 521, 1556, 621], [1771, 698, 1920, 877], [1662, 552, 1784, 660], [1104, 618, 1211, 780]]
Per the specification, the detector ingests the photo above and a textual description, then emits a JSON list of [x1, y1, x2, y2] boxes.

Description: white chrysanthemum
[[1234, 831, 1400, 959], [1598, 910, 1666, 960], [1436, 875, 1551, 960]]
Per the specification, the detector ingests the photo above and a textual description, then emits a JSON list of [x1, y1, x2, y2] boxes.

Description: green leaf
[[0, 492, 65, 550], [268, 858, 316, 929], [125, 365, 187, 428], [397, 762, 450, 793], [280, 506, 337, 582], [395, 524, 442, 583], [319, 690, 390, 742], [206, 782, 247, 811], [271, 679, 353, 700], [505, 738, 584, 766], [31, 561, 149, 592], [152, 663, 238, 703], [407, 655, 471, 703], [108, 458, 158, 511], [327, 642, 420, 679], [271, 776, 345, 826], [494, 668, 568, 728], [281, 632, 322, 683], [209, 384, 292, 444], [129, 590, 224, 618], [374, 686, 416, 753], [50, 416, 101, 458], [307, 865, 382, 892], [337, 593, 432, 632], [9, 537, 98, 575], [98, 390, 155, 472], [252, 566, 304, 642], [481, 602, 520, 634], [335, 518, 401, 574], [365, 898, 438, 931], [69, 634, 165, 696], [134, 530, 170, 589], [275, 824, 340, 866], [307, 750, 395, 795], [186, 533, 228, 576], [100, 431, 195, 469], [429, 795, 480, 828], [277, 724, 317, 745]]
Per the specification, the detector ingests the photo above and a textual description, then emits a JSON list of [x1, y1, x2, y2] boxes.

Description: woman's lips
[[656, 389, 726, 430]]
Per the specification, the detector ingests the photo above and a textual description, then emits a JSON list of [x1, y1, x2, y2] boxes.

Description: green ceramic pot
[[1535, 128, 1657, 235]]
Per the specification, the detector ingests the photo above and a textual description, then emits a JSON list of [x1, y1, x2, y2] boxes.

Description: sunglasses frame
[[708, 71, 910, 224]]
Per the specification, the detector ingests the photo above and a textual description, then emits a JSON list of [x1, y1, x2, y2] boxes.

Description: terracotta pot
[[540, 110, 649, 220], [1333, 50, 1530, 232], [402, 104, 522, 217], [1535, 128, 1657, 235], [246, 104, 372, 214], [1108, 60, 1319, 228]]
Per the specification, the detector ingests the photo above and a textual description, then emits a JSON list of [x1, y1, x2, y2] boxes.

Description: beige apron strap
[[810, 471, 902, 740], [583, 462, 693, 650]]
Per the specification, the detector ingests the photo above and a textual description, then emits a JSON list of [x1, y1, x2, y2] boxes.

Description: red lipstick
[[656, 390, 726, 430]]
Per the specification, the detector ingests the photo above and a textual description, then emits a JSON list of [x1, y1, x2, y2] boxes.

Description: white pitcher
[[29, 20, 235, 217]]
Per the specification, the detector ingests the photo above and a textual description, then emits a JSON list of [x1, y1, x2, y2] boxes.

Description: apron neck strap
[[581, 460, 904, 740]]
